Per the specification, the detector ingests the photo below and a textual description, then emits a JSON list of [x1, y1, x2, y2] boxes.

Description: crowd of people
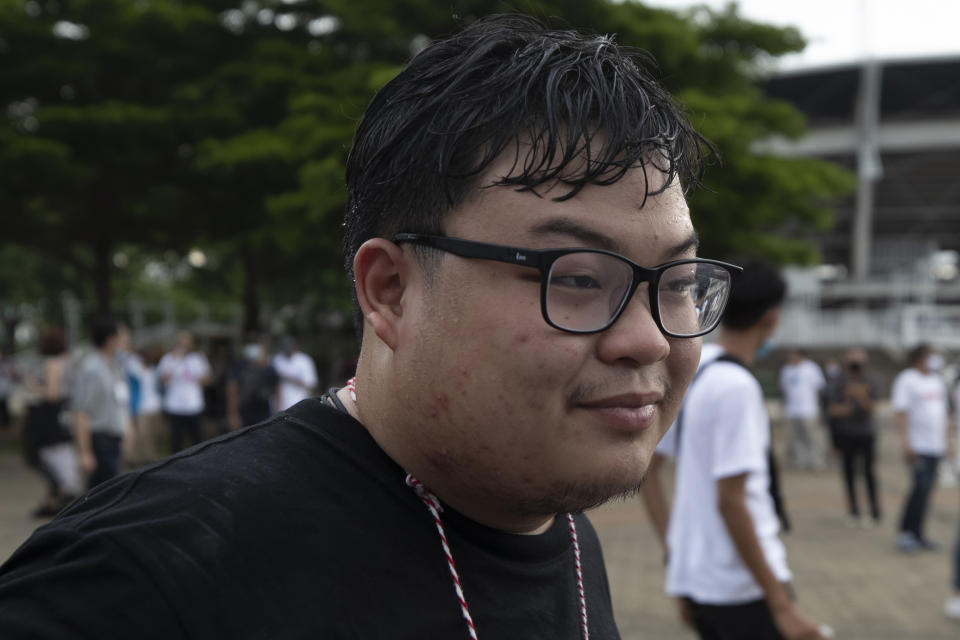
[[643, 262, 823, 638], [0, 14, 957, 639], [0, 321, 319, 519], [643, 269, 960, 636], [776, 343, 960, 545]]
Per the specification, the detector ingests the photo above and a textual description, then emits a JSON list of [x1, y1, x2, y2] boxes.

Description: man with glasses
[[0, 15, 736, 638], [642, 262, 829, 640]]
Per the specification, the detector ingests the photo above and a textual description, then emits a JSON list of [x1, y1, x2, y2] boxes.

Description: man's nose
[[595, 286, 670, 365]]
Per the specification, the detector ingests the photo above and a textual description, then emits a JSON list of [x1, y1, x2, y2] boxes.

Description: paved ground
[[1, 404, 958, 639]]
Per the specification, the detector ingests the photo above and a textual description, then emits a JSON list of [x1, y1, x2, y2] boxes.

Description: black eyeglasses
[[393, 233, 741, 337]]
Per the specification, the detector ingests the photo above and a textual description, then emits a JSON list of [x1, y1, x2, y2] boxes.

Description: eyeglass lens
[[545, 254, 731, 335]]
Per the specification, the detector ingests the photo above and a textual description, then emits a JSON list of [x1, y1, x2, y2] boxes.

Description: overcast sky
[[641, 0, 960, 70]]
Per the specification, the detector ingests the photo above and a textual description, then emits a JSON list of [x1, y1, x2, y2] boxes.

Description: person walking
[[0, 346, 13, 431], [124, 345, 164, 464], [0, 14, 739, 637], [643, 261, 829, 640], [948, 517, 960, 619], [892, 343, 948, 552], [779, 349, 826, 471], [825, 348, 881, 527], [72, 317, 129, 490], [272, 336, 317, 411], [946, 377, 960, 619], [23, 326, 81, 517], [226, 336, 278, 430], [158, 331, 211, 452]]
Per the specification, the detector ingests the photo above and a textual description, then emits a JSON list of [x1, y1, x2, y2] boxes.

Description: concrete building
[[758, 56, 960, 352]]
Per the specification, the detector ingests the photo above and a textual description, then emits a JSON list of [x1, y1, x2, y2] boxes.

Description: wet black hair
[[721, 260, 786, 330], [908, 343, 931, 366], [343, 13, 712, 332], [38, 326, 67, 357], [90, 315, 119, 349]]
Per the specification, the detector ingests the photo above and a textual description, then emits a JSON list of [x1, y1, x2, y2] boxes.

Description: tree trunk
[[93, 233, 113, 316], [241, 243, 261, 334], [1, 311, 19, 354]]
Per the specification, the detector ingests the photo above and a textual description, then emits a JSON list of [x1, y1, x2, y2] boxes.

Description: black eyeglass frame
[[393, 233, 742, 337]]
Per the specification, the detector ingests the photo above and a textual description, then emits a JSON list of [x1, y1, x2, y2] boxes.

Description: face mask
[[925, 354, 944, 372], [755, 339, 775, 361], [243, 344, 264, 361]]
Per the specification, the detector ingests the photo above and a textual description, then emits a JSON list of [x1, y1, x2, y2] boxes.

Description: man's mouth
[[576, 393, 662, 431]]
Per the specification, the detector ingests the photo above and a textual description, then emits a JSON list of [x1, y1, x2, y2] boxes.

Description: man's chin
[[516, 476, 646, 517]]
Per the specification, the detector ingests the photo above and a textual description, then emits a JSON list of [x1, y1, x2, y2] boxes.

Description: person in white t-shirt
[[642, 261, 829, 640], [779, 350, 826, 471], [158, 332, 211, 452], [272, 336, 318, 411], [124, 346, 164, 464], [891, 343, 947, 552]]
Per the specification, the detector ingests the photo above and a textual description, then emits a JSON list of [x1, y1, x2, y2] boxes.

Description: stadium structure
[[758, 55, 960, 353]]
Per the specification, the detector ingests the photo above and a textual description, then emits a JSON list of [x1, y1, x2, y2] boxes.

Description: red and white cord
[[347, 376, 588, 639], [405, 474, 479, 640], [567, 512, 590, 640]]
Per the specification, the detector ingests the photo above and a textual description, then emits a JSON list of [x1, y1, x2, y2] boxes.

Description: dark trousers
[[89, 433, 122, 490], [899, 454, 940, 539], [953, 512, 960, 590], [0, 397, 10, 428], [838, 434, 879, 519], [166, 412, 204, 453], [688, 597, 784, 640]]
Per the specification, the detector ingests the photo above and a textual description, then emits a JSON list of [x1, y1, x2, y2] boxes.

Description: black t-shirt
[[0, 399, 621, 639], [228, 360, 279, 423], [825, 374, 878, 438]]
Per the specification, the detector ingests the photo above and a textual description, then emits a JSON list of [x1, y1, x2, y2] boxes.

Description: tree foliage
[[0, 0, 853, 329]]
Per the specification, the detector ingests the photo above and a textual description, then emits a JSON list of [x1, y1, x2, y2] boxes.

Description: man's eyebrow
[[667, 231, 700, 258], [527, 219, 700, 259], [526, 218, 620, 252]]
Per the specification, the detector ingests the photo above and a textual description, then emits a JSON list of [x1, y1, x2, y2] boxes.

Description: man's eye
[[662, 278, 696, 294], [551, 274, 602, 289]]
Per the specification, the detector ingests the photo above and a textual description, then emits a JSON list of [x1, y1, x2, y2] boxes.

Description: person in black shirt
[[226, 336, 279, 430], [0, 14, 738, 638], [825, 348, 881, 526]]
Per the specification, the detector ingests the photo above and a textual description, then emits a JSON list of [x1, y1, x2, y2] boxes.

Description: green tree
[[0, 0, 243, 314], [599, 2, 855, 261], [0, 0, 852, 333]]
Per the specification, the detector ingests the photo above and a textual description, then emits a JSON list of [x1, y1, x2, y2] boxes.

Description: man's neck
[[333, 384, 555, 535], [716, 330, 760, 366]]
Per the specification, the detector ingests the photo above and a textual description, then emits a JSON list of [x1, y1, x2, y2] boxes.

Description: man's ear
[[353, 238, 411, 350]]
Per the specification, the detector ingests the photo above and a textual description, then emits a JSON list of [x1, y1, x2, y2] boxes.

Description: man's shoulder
[[803, 360, 823, 375], [75, 353, 105, 380], [78, 351, 101, 369], [690, 361, 762, 422], [892, 368, 918, 386], [59, 402, 377, 524], [698, 356, 756, 390], [293, 351, 316, 366]]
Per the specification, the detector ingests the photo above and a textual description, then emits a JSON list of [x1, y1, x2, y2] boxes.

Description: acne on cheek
[[424, 446, 456, 473], [427, 392, 451, 420]]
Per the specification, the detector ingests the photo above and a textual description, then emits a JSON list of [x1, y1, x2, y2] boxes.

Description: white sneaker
[[945, 595, 960, 620], [897, 532, 922, 553]]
